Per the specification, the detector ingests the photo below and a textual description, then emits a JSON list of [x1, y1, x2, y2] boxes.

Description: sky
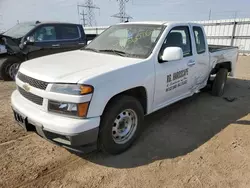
[[1, 0, 250, 31]]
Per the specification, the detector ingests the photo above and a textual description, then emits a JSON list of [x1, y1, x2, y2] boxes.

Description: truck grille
[[18, 87, 43, 105], [17, 72, 48, 90]]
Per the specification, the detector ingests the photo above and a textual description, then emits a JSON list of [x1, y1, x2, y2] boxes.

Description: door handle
[[187, 60, 196, 66], [52, 44, 60, 48]]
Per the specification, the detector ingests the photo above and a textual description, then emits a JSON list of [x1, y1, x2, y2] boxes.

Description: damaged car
[[0, 21, 87, 80]]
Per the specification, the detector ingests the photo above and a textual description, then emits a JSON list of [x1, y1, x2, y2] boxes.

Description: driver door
[[26, 24, 59, 60], [153, 26, 194, 110]]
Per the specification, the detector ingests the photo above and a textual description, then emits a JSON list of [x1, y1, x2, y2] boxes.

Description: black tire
[[0, 57, 21, 81], [211, 68, 228, 97], [98, 95, 144, 155]]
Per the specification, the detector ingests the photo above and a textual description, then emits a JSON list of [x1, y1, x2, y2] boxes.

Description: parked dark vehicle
[[0, 21, 87, 80], [85, 34, 98, 42]]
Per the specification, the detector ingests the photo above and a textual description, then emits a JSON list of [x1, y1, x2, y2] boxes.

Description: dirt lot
[[1, 56, 250, 188]]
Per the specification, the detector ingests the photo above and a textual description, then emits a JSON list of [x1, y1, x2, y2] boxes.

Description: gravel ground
[[0, 56, 250, 188]]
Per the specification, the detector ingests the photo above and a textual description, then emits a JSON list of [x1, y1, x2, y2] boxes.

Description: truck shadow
[[79, 77, 250, 168]]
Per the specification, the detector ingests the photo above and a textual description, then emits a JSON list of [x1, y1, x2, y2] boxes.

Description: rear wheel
[[211, 68, 228, 97], [98, 95, 144, 155]]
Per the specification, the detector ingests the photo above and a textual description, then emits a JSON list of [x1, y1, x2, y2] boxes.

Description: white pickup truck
[[11, 21, 238, 154]]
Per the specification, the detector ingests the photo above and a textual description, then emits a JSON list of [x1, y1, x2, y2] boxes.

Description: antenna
[[111, 0, 132, 23], [0, 14, 2, 25], [77, 0, 100, 26], [0, 15, 3, 32], [208, 9, 212, 20]]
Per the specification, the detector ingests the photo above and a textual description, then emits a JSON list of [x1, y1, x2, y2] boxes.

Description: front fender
[[86, 63, 155, 117]]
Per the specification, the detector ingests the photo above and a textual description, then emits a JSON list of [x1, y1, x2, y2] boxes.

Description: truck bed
[[209, 45, 238, 77], [208, 45, 238, 53]]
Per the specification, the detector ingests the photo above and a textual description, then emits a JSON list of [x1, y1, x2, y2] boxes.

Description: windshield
[[84, 24, 165, 58], [4, 22, 36, 38]]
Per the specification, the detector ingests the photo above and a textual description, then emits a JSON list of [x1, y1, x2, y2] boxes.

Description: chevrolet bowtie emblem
[[23, 83, 31, 92]]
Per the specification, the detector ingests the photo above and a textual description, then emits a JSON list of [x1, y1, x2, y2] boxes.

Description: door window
[[161, 26, 192, 57], [58, 25, 80, 40], [33, 26, 57, 42], [193, 26, 206, 54]]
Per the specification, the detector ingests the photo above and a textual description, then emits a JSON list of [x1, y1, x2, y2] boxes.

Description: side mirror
[[26, 36, 35, 44], [87, 40, 92, 45], [160, 47, 183, 62]]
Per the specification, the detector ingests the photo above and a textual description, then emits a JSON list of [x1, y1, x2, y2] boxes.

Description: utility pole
[[111, 0, 132, 23], [208, 9, 211, 20], [0, 15, 3, 33], [80, 9, 87, 27], [234, 11, 238, 20], [77, 0, 100, 26]]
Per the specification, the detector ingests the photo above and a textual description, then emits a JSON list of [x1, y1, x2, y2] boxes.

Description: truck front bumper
[[11, 90, 100, 153]]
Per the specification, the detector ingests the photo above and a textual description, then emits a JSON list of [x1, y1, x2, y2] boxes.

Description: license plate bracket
[[13, 110, 27, 130]]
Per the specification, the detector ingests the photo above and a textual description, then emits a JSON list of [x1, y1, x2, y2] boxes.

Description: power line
[[77, 0, 100, 26], [206, 10, 242, 20], [131, 0, 185, 6], [111, 0, 132, 23]]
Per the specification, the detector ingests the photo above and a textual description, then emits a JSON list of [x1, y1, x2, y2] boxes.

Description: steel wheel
[[98, 95, 144, 154], [112, 109, 138, 144], [8, 63, 19, 80]]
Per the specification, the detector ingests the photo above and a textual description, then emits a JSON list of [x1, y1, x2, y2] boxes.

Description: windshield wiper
[[82, 48, 100, 53], [99, 49, 127, 57]]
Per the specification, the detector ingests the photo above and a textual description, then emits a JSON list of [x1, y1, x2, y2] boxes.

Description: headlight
[[48, 100, 89, 117], [50, 84, 93, 95]]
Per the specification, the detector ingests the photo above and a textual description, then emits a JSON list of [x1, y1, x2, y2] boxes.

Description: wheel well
[[211, 62, 232, 75], [104, 87, 148, 115]]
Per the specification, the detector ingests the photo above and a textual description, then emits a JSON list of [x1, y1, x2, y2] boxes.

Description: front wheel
[[0, 58, 21, 81], [98, 95, 144, 155], [8, 62, 20, 80]]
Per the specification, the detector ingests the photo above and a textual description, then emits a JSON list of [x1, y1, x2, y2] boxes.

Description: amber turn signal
[[80, 85, 94, 95], [78, 102, 89, 117]]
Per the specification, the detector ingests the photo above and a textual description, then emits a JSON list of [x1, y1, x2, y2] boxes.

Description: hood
[[0, 34, 21, 54], [19, 50, 140, 83]]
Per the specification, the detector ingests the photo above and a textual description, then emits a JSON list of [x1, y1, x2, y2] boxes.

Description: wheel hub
[[8, 63, 20, 80], [112, 109, 138, 144]]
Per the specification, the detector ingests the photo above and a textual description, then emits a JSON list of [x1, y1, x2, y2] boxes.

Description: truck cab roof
[[117, 21, 203, 27], [28, 21, 82, 26]]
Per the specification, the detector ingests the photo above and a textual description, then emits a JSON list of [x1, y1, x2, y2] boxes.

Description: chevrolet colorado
[[11, 21, 238, 155]]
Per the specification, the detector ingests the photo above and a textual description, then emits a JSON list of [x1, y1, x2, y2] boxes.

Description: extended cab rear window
[[193, 26, 206, 54], [58, 25, 80, 40]]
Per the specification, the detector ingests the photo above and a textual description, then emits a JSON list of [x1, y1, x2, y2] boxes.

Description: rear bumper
[[11, 90, 100, 153]]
